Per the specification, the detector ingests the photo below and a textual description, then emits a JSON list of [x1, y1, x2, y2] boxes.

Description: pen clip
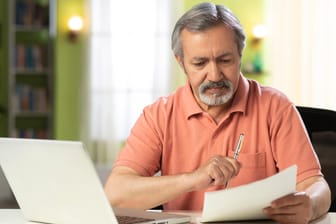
[[233, 134, 244, 159]]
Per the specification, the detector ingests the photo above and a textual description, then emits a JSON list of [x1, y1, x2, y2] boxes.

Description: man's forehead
[[180, 25, 236, 46], [191, 52, 234, 61], [180, 25, 238, 59]]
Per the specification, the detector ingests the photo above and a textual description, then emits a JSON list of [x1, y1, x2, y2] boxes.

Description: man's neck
[[198, 98, 234, 124]]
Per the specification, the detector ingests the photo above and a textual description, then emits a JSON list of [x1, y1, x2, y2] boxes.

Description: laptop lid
[[0, 138, 190, 224]]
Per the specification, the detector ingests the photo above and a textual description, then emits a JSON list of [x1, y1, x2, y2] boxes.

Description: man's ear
[[175, 54, 184, 69], [175, 54, 188, 75]]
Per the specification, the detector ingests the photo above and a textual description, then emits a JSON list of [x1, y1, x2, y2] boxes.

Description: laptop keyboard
[[116, 215, 155, 224]]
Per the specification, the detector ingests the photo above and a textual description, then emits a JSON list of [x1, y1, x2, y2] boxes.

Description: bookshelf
[[0, 1, 8, 137], [7, 0, 55, 139]]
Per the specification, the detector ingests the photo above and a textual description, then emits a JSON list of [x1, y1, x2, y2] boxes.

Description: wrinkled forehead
[[180, 24, 239, 57]]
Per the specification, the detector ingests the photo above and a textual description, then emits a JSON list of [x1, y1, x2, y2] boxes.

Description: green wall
[[1, 0, 265, 139], [53, 0, 267, 140], [0, 0, 87, 140], [54, 0, 88, 140]]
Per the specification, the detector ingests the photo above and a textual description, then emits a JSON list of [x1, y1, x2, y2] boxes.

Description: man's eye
[[193, 61, 205, 67], [221, 59, 232, 64]]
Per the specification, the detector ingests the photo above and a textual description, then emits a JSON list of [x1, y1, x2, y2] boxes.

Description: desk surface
[[0, 209, 335, 224]]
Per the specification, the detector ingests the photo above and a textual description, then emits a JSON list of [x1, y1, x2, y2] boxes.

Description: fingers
[[189, 155, 241, 191], [208, 155, 241, 186], [270, 192, 308, 208], [263, 192, 313, 224]]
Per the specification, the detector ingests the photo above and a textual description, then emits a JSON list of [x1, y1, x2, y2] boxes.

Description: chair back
[[296, 106, 336, 212]]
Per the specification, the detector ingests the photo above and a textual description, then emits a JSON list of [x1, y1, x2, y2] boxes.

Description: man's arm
[[298, 176, 331, 220], [263, 176, 331, 223], [104, 155, 241, 210], [104, 166, 194, 210]]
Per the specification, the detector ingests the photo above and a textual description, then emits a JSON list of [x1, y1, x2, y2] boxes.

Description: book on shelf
[[15, 0, 49, 28], [13, 128, 48, 139], [14, 84, 49, 113], [15, 44, 47, 72]]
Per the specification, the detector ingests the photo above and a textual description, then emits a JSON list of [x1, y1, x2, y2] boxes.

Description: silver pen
[[225, 133, 244, 189]]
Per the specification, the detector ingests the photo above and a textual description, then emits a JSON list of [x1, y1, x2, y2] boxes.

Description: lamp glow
[[252, 24, 267, 39], [67, 16, 83, 42], [68, 16, 83, 32]]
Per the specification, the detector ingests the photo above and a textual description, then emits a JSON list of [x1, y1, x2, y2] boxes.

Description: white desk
[[0, 209, 335, 224]]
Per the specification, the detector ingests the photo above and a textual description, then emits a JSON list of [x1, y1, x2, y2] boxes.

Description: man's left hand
[[263, 191, 313, 224]]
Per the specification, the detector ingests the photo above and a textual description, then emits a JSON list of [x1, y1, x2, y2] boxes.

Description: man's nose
[[207, 63, 223, 82]]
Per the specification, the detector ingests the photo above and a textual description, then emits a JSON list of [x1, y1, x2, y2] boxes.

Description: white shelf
[[7, 0, 55, 139]]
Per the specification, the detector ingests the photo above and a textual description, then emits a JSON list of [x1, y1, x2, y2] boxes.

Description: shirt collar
[[182, 82, 203, 119], [183, 74, 250, 119], [229, 74, 249, 115]]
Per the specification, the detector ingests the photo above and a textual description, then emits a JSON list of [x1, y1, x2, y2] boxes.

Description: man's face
[[176, 24, 241, 108]]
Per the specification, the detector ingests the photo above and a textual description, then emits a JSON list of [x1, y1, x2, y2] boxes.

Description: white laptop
[[0, 138, 190, 224]]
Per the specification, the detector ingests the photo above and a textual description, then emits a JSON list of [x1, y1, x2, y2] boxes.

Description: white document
[[201, 165, 297, 222]]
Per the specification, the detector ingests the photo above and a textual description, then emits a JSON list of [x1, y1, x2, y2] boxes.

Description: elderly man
[[105, 2, 331, 223]]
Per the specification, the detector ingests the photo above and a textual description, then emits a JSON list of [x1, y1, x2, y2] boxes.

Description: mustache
[[200, 80, 232, 92]]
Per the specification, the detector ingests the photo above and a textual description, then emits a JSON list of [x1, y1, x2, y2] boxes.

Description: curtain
[[266, 0, 336, 111], [89, 1, 183, 164]]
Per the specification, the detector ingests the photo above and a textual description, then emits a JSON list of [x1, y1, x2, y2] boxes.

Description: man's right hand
[[187, 155, 241, 190], [105, 155, 241, 210]]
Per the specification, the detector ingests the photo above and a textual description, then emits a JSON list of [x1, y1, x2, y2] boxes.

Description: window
[[266, 0, 336, 111], [89, 0, 182, 163]]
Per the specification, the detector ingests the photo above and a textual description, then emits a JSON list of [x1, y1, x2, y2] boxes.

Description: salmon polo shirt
[[113, 75, 322, 211]]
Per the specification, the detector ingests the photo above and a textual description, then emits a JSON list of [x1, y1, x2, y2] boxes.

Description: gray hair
[[171, 2, 246, 58]]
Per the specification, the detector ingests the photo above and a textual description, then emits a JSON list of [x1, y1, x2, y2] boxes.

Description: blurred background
[[1, 0, 336, 209], [0, 0, 336, 176]]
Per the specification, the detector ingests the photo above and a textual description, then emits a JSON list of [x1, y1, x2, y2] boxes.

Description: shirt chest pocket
[[229, 150, 267, 187]]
